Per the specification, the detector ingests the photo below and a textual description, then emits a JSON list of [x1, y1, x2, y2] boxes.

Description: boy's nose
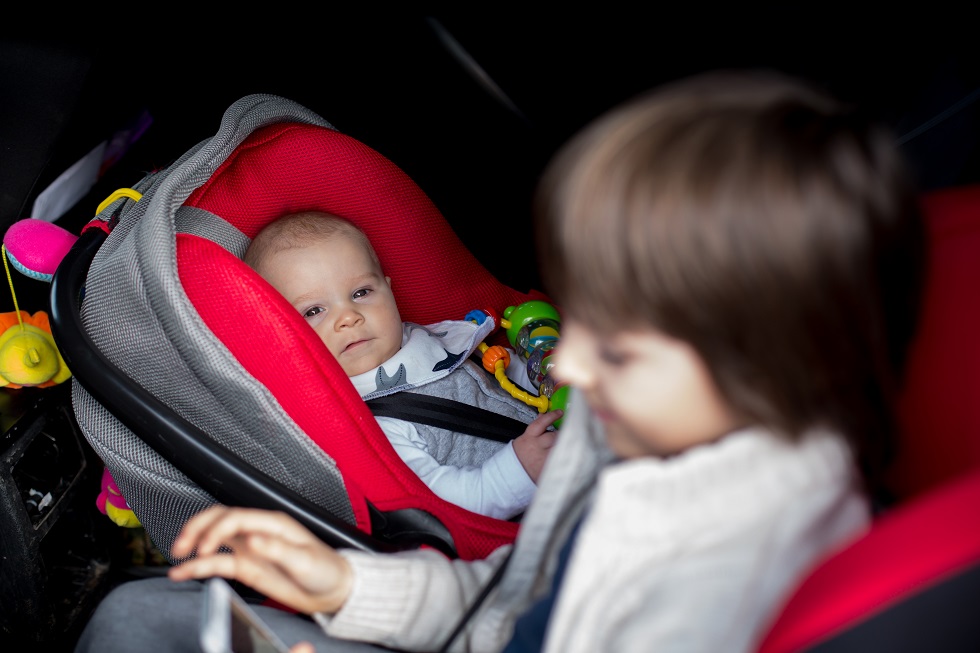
[[553, 337, 594, 390]]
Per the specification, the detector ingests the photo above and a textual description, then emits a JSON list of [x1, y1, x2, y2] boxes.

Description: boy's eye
[[598, 346, 628, 366], [303, 306, 325, 319], [352, 288, 371, 300]]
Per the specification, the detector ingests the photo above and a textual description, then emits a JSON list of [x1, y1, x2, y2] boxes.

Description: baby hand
[[512, 410, 562, 482]]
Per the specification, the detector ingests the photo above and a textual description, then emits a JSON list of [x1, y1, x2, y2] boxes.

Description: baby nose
[[334, 306, 363, 329]]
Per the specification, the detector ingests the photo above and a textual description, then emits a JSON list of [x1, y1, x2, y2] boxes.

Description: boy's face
[[553, 320, 740, 459], [253, 233, 404, 377]]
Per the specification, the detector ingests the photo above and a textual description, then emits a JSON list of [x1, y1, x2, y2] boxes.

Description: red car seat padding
[[757, 469, 980, 652], [889, 183, 980, 499]]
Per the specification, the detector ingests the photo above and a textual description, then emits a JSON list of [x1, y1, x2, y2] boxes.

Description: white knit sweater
[[317, 396, 869, 653]]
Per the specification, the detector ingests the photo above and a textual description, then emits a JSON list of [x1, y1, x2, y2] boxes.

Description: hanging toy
[[2, 204, 140, 529], [468, 300, 571, 428], [2, 218, 80, 282], [96, 467, 141, 528], [0, 310, 71, 388], [0, 235, 72, 388]]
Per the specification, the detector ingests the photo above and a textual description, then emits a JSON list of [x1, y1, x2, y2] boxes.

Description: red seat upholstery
[[756, 184, 980, 652], [888, 184, 980, 499]]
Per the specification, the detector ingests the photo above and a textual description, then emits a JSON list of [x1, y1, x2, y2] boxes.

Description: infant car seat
[[755, 183, 980, 651], [50, 94, 550, 562]]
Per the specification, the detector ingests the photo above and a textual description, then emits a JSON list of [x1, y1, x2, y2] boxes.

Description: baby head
[[245, 211, 404, 377]]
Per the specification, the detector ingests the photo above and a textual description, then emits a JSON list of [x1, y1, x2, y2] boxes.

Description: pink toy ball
[[2, 219, 79, 282]]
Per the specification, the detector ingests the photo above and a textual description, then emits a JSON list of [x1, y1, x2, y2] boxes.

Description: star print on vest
[[350, 317, 496, 401], [433, 349, 465, 372], [375, 363, 408, 391]]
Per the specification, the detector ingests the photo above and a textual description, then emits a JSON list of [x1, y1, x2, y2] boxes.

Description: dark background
[[2, 11, 978, 307]]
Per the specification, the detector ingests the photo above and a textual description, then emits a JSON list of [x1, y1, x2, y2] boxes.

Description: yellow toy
[[0, 310, 71, 388], [97, 467, 141, 528], [0, 238, 71, 389]]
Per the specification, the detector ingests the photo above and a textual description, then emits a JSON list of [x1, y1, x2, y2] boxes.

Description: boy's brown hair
[[535, 70, 926, 490]]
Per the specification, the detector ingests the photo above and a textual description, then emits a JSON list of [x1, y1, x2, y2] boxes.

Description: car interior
[[1, 12, 978, 652]]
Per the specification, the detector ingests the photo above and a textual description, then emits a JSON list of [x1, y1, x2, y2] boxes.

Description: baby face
[[254, 233, 403, 377]]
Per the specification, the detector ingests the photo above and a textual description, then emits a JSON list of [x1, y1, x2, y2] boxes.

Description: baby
[[244, 211, 561, 520]]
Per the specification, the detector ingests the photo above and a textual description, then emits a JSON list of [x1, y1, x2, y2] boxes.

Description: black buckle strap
[[365, 393, 528, 443]]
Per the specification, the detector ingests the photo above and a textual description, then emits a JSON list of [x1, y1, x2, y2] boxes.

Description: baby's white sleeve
[[377, 416, 536, 519]]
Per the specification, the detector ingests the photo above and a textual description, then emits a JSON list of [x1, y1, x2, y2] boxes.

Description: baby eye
[[352, 288, 372, 300], [303, 306, 326, 319]]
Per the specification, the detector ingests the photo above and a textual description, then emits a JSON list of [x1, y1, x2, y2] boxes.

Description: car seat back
[[68, 94, 548, 562], [756, 183, 980, 652]]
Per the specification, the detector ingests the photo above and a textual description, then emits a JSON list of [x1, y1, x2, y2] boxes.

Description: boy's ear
[[385, 276, 392, 287]]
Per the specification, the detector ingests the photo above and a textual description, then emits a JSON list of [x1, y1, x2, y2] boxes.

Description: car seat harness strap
[[365, 393, 527, 443]]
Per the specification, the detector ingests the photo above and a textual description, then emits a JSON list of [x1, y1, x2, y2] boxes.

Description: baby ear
[[385, 276, 392, 287]]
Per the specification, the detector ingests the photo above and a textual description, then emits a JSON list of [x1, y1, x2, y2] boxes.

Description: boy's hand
[[168, 506, 353, 615], [512, 410, 562, 482]]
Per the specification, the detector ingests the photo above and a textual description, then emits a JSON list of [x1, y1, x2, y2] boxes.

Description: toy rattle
[[468, 300, 570, 428]]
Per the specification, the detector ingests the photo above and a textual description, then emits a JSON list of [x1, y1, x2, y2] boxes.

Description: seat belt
[[365, 393, 528, 443]]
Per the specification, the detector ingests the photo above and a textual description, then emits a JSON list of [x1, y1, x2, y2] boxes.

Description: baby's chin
[[336, 340, 401, 378], [339, 353, 389, 378], [342, 361, 378, 377]]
